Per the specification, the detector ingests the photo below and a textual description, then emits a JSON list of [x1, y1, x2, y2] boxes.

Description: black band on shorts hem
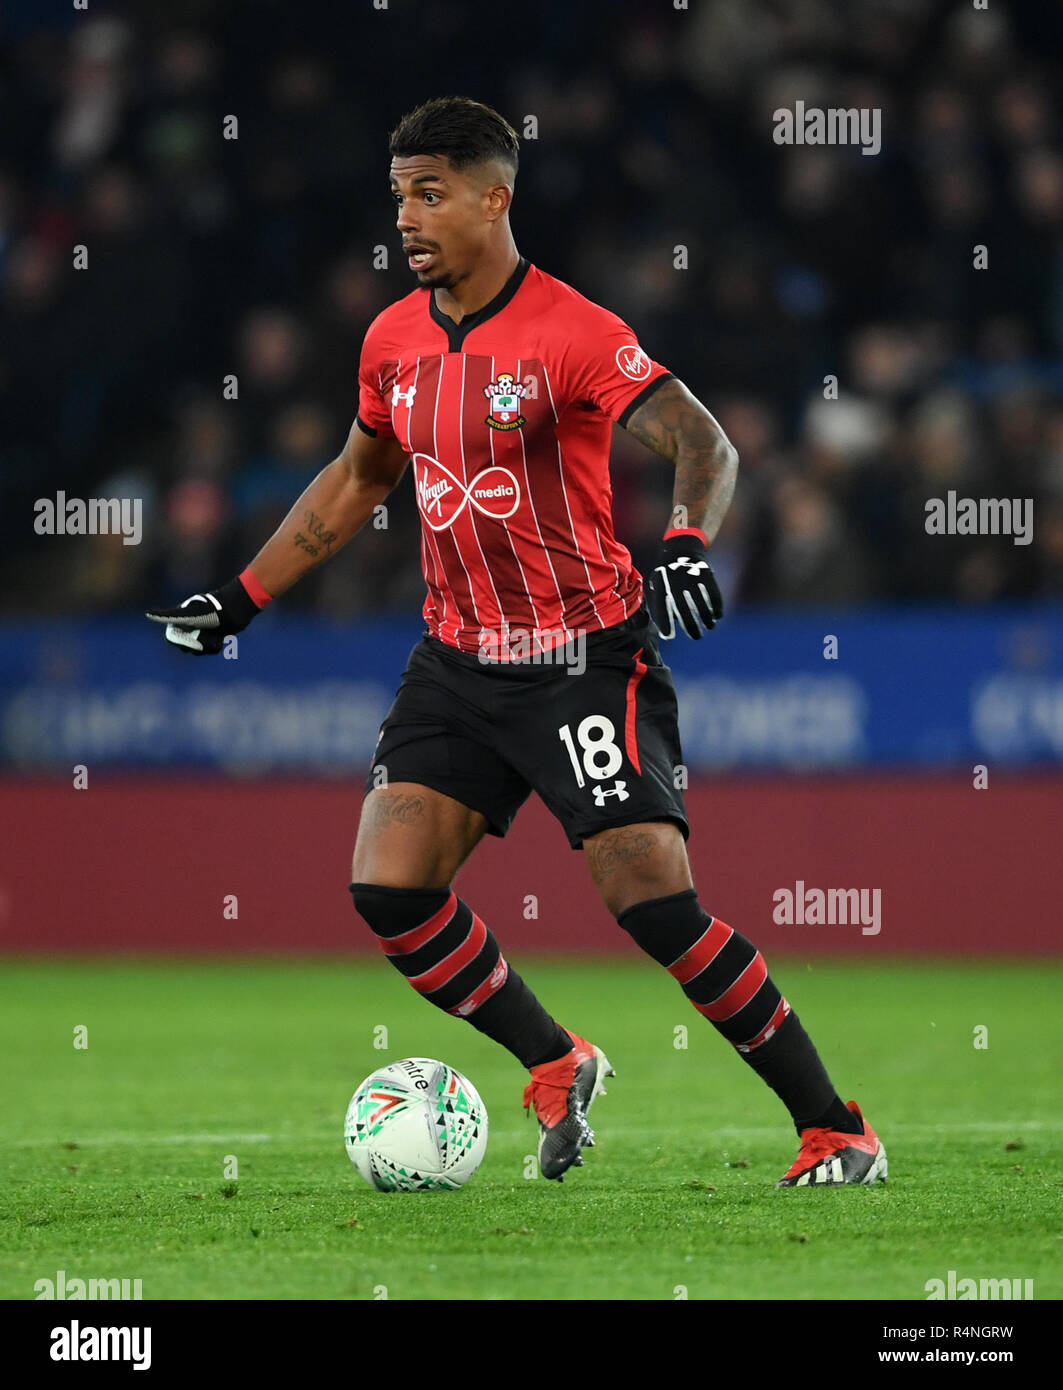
[[567, 811, 689, 851], [362, 773, 510, 839]]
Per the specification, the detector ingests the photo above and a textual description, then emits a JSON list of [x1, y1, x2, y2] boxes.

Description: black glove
[[647, 530, 723, 640], [145, 574, 264, 654]]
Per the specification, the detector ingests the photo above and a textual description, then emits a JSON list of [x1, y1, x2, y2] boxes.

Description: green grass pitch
[[2, 955, 1060, 1301]]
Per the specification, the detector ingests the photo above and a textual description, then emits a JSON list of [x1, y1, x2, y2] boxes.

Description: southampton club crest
[[483, 372, 528, 431]]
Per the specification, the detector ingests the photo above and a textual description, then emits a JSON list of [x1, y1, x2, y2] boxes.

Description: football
[[344, 1057, 489, 1191]]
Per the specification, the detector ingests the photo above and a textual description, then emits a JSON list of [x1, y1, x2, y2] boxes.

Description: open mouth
[[407, 249, 437, 271]]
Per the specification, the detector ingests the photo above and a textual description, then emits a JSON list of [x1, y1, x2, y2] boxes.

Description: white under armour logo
[[592, 781, 629, 806], [392, 382, 417, 408], [669, 556, 710, 576]]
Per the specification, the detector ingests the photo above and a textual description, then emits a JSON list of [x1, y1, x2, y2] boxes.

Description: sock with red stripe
[[617, 889, 861, 1134], [349, 883, 572, 1069]]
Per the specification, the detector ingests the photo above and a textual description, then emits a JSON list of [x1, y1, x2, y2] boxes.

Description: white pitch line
[[1, 1118, 1060, 1151], [0, 1132, 274, 1149], [715, 1120, 1063, 1137], [575, 1120, 1063, 1140]]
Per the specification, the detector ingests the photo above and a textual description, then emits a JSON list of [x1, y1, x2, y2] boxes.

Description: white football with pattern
[[344, 1057, 488, 1192]]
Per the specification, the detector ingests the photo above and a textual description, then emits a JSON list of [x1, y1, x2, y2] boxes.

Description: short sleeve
[[567, 308, 674, 426], [355, 320, 396, 439]]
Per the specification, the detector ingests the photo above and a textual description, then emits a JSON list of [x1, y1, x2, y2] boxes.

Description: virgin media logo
[[413, 453, 521, 532]]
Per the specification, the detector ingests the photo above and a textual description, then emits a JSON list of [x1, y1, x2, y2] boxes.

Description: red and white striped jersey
[[356, 257, 673, 655]]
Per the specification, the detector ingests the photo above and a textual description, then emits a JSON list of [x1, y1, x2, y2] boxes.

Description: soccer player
[[148, 96, 885, 1188]]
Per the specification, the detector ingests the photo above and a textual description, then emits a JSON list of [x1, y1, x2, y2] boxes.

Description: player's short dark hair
[[389, 97, 519, 181]]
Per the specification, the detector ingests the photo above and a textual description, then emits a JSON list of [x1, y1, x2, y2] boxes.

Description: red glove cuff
[[663, 526, 709, 547], [238, 567, 274, 609]]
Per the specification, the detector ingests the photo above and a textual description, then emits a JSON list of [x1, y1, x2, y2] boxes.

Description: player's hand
[[647, 530, 723, 640], [145, 575, 263, 654]]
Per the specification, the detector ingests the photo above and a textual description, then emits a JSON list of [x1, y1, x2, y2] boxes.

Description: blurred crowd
[[3, 0, 1063, 617]]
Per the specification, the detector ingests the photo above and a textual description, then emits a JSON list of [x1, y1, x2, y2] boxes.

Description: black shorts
[[364, 605, 689, 849]]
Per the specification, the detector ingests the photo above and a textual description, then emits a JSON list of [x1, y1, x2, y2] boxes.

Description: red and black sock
[[349, 883, 572, 1069], [618, 889, 861, 1134]]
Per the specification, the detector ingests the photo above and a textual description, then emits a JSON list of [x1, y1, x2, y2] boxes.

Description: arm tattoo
[[369, 792, 425, 827], [303, 509, 339, 552], [623, 378, 738, 543], [292, 509, 340, 559], [585, 828, 656, 881]]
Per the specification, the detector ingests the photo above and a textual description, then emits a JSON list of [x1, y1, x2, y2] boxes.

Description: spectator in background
[[767, 477, 873, 606], [2, 0, 1061, 615]]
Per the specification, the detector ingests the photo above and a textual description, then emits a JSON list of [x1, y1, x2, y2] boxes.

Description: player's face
[[390, 155, 494, 290]]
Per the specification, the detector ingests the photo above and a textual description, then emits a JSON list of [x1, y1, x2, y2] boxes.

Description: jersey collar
[[429, 255, 530, 353]]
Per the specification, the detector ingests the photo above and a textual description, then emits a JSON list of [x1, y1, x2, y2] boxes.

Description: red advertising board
[[0, 775, 1058, 955]]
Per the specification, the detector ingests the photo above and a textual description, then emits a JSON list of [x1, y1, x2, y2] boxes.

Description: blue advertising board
[[1, 603, 1062, 773]]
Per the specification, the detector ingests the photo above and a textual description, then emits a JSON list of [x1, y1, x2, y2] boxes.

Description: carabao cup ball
[[344, 1057, 489, 1191]]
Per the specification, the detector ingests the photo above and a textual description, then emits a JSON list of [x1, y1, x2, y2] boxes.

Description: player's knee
[[586, 821, 691, 917], [349, 881, 453, 943]]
